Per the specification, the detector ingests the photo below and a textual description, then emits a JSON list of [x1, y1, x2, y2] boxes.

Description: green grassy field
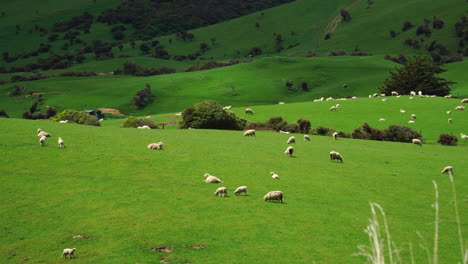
[[0, 118, 466, 263]]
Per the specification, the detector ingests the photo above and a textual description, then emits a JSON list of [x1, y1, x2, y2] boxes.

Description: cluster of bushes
[[23, 102, 56, 120], [328, 50, 347, 56], [179, 100, 246, 130], [0, 109, 9, 118], [185, 60, 239, 72], [132, 84, 153, 109], [173, 52, 201, 61], [384, 54, 407, 64], [116, 61, 175, 77], [247, 47, 262, 57], [455, 16, 468, 56], [51, 109, 100, 126], [52, 12, 93, 33], [310, 126, 350, 138], [121, 116, 158, 129], [245, 117, 311, 134], [9, 72, 96, 83], [111, 25, 126, 40], [352, 123, 421, 142], [2, 43, 51, 64], [403, 37, 420, 49], [438, 134, 458, 146]]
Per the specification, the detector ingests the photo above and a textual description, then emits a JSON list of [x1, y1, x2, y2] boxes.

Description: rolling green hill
[[0, 118, 466, 263]]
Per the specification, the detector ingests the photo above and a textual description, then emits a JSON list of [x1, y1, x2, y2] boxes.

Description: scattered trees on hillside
[[402, 21, 414, 31], [380, 56, 454, 96], [132, 83, 153, 109]]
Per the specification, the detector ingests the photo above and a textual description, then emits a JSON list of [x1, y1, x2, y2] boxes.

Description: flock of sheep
[[36, 129, 65, 148]]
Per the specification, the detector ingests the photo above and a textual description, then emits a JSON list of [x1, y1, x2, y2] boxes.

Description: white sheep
[[61, 248, 76, 259], [37, 129, 51, 138], [335, 104, 341, 108], [411, 114, 417, 119], [372, 93, 379, 98], [441, 166, 453, 175], [39, 135, 47, 146], [409, 97, 414, 100], [329, 106, 337, 111], [270, 172, 280, 179], [381, 98, 387, 102], [284, 146, 294, 157], [400, 109, 406, 113], [279, 130, 290, 134], [380, 93, 386, 97], [223, 106, 232, 110], [410, 91, 416, 96], [448, 118, 453, 123], [243, 129, 256, 137], [58, 137, 64, 148], [408, 120, 415, 124], [444, 95, 452, 98], [278, 102, 285, 105], [147, 142, 164, 150], [396, 95, 401, 98], [234, 186, 247, 196], [379, 118, 386, 122], [304, 135, 310, 141], [326, 97, 335, 101], [418, 91, 422, 96], [351, 96, 358, 99], [59, 120, 68, 123], [329, 151, 344, 163], [175, 112, 182, 116], [214, 187, 228, 197], [391, 91, 398, 96], [455, 106, 465, 110], [204, 173, 223, 183], [287, 136, 296, 144], [98, 118, 104, 122], [446, 110, 452, 114], [332, 132, 338, 140], [412, 138, 423, 146], [245, 108, 254, 114], [460, 134, 468, 139], [263, 191, 283, 203], [461, 98, 468, 103], [137, 125, 150, 129]]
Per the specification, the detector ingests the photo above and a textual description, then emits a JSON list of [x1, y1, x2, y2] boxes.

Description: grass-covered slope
[[0, 118, 466, 263]]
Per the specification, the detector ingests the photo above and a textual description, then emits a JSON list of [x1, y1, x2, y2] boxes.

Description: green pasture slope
[[0, 118, 466, 263]]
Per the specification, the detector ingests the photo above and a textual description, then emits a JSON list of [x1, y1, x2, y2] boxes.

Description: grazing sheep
[[287, 136, 296, 144], [204, 173, 223, 183], [332, 132, 338, 140], [448, 118, 453, 123], [455, 106, 465, 110], [379, 118, 386, 122], [137, 125, 151, 129], [245, 108, 254, 114], [278, 102, 285, 105], [409, 97, 414, 100], [447, 110, 452, 114], [61, 248, 76, 259], [418, 91, 423, 96], [380, 93, 386, 97], [175, 112, 182, 116], [279, 130, 290, 134], [284, 146, 294, 157], [98, 118, 104, 122], [391, 91, 398, 96], [396, 95, 401, 98], [441, 166, 453, 175], [263, 191, 283, 203], [411, 114, 417, 119], [243, 129, 256, 137], [214, 187, 228, 197], [329, 151, 344, 163], [222, 106, 232, 110], [382, 98, 387, 102], [412, 138, 423, 146], [270, 172, 280, 179], [400, 109, 406, 113], [461, 98, 468, 103], [410, 91, 416, 96], [37, 128, 42, 134], [372, 93, 379, 98], [460, 134, 468, 139], [58, 137, 64, 148], [234, 186, 247, 196], [326, 97, 335, 101], [329, 106, 337, 111], [408, 120, 415, 124], [304, 135, 310, 141], [59, 120, 68, 123], [147, 142, 164, 150], [335, 104, 340, 108], [351, 96, 358, 99], [37, 129, 51, 138], [39, 135, 47, 146]]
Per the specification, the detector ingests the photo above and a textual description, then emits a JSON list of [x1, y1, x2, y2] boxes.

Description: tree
[[179, 100, 246, 130], [200, 42, 209, 53], [340, 10, 351, 22], [379, 57, 454, 96], [140, 43, 150, 54], [301, 82, 309, 91]]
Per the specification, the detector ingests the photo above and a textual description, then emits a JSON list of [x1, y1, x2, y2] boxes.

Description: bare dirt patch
[[189, 245, 207, 249], [97, 108, 125, 116], [72, 234, 92, 239], [152, 246, 172, 252]]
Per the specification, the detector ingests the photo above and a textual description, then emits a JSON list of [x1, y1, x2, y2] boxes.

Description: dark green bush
[[0, 109, 9, 118], [51, 109, 101, 126], [266, 116, 287, 131], [352, 123, 384, 141], [438, 134, 457, 146], [285, 123, 299, 133], [179, 100, 246, 130], [297, 119, 311, 134], [245, 122, 271, 130], [121, 116, 158, 129], [311, 126, 335, 136], [383, 125, 422, 143]]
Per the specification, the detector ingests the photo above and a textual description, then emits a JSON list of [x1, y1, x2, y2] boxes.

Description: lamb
[[441, 166, 453, 175], [372, 93, 379, 98], [396, 95, 401, 98], [243, 129, 256, 137], [263, 191, 283, 203], [379, 118, 386, 122], [351, 96, 358, 99], [304, 135, 310, 141], [147, 142, 164, 150], [391, 91, 398, 96], [381, 98, 387, 102], [446, 111, 452, 114], [61, 248, 76, 259], [278, 102, 285, 105], [380, 93, 386, 97], [461, 98, 468, 103], [411, 114, 417, 119], [329, 106, 337, 111], [58, 137, 64, 148], [335, 104, 340, 108], [332, 132, 338, 140], [137, 125, 151, 129], [329, 151, 344, 163], [408, 120, 415, 124], [460, 134, 468, 139], [284, 146, 294, 157], [448, 118, 453, 123], [412, 138, 423, 146], [455, 106, 465, 110], [410, 91, 416, 96], [222, 106, 232, 110], [245, 108, 254, 114], [326, 97, 335, 101], [279, 130, 290, 134], [37, 129, 51, 138], [270, 172, 280, 179], [400, 109, 406, 113], [204, 173, 223, 183], [39, 135, 47, 146], [234, 186, 247, 196], [214, 187, 228, 197], [444, 95, 452, 98], [59, 120, 68, 123], [418, 91, 423, 96], [175, 112, 182, 116], [287, 136, 296, 144]]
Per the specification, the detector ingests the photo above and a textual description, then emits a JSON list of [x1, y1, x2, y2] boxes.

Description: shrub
[[383, 125, 422, 143], [285, 123, 299, 133], [245, 121, 270, 130], [389, 30, 397, 38], [311, 126, 335, 136], [432, 18, 444, 29], [266, 116, 288, 131], [132, 84, 153, 109], [121, 116, 158, 129], [301, 82, 309, 91], [179, 100, 246, 130], [45, 106, 56, 119], [416, 25, 431, 36], [402, 21, 414, 31], [438, 134, 458, 146], [247, 47, 262, 57], [51, 109, 101, 126], [22, 111, 45, 120], [328, 50, 346, 56], [0, 109, 9, 118], [323, 33, 331, 40], [352, 123, 384, 141], [297, 119, 311, 134], [340, 10, 351, 22]]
